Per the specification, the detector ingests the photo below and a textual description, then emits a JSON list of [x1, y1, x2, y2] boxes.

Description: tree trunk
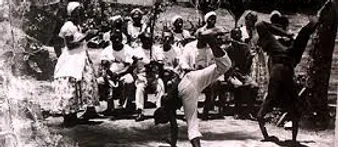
[[306, 0, 338, 128], [336, 84, 338, 147]]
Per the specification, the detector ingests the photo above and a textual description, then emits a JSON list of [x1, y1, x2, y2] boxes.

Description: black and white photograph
[[0, 0, 337, 146]]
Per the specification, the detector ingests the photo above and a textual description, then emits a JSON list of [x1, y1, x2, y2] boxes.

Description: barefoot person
[[179, 21, 232, 146], [255, 11, 321, 144], [154, 26, 232, 147], [53, 1, 100, 127]]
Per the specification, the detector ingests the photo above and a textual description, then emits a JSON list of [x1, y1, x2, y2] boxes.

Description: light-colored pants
[[178, 55, 231, 140], [135, 76, 165, 111]]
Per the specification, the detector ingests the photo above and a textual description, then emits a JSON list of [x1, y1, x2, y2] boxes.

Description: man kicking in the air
[[179, 25, 232, 147]]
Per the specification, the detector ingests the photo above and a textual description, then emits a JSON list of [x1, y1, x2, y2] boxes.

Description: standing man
[[255, 11, 321, 144], [194, 11, 224, 120], [127, 8, 147, 48]]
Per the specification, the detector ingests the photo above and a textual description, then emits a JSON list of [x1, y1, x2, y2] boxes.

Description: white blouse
[[54, 21, 88, 81]]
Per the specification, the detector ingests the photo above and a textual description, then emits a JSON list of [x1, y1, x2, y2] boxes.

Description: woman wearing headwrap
[[240, 11, 269, 101], [53, 1, 100, 127], [171, 15, 192, 49], [127, 8, 148, 48]]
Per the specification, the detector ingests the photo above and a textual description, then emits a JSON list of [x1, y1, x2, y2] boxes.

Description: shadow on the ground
[[265, 138, 314, 147], [47, 118, 189, 147], [202, 131, 260, 141]]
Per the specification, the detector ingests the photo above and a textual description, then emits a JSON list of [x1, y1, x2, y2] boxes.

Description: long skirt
[[251, 49, 269, 100], [53, 58, 99, 115]]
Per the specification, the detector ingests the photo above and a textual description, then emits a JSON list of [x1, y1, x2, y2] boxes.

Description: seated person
[[171, 15, 194, 49], [226, 27, 258, 119], [98, 29, 136, 114], [158, 30, 182, 73], [102, 15, 128, 45], [133, 32, 165, 122]]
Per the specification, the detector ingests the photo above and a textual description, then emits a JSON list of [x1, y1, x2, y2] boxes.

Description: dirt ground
[[45, 112, 334, 147], [1, 4, 336, 147]]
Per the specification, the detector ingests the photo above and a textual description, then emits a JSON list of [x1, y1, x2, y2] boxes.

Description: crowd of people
[[52, 1, 327, 147]]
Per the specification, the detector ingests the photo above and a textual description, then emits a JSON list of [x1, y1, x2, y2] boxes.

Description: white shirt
[[100, 44, 134, 73], [173, 30, 191, 42], [240, 25, 259, 46], [133, 46, 162, 74], [157, 45, 182, 71], [179, 40, 214, 70]]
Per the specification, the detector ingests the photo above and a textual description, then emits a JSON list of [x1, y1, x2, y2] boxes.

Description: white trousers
[[135, 77, 165, 111], [178, 55, 231, 140]]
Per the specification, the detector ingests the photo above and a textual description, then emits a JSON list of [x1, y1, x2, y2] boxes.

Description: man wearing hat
[[196, 11, 217, 33], [133, 32, 165, 121]]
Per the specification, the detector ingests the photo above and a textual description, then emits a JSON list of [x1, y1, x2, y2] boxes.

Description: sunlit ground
[[0, 4, 336, 147]]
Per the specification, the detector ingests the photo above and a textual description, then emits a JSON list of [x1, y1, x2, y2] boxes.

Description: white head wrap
[[204, 11, 217, 22], [67, 1, 82, 16], [171, 15, 183, 26], [269, 10, 282, 20], [130, 8, 143, 15]]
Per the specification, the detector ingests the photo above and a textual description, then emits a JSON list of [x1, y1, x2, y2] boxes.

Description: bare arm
[[64, 30, 98, 50], [255, 21, 292, 39]]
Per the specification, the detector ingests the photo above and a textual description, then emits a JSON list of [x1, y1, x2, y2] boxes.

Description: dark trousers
[[255, 20, 317, 117]]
